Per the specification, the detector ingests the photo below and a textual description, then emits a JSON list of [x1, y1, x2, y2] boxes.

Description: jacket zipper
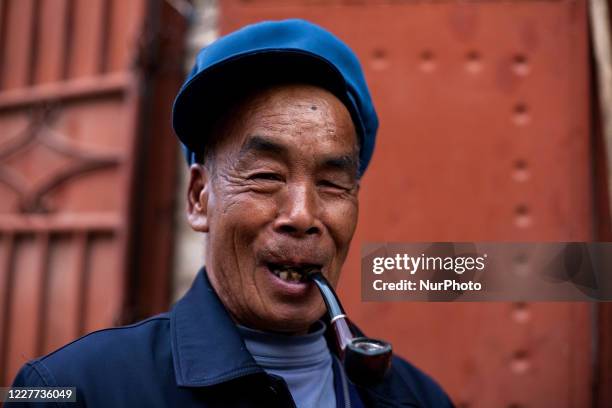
[[335, 356, 352, 408]]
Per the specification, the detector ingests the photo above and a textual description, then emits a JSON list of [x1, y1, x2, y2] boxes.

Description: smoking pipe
[[309, 271, 392, 386]]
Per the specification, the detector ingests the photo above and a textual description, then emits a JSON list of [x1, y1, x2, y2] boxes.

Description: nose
[[273, 183, 322, 237]]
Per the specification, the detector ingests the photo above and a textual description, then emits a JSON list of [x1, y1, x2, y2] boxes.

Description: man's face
[[187, 83, 359, 334]]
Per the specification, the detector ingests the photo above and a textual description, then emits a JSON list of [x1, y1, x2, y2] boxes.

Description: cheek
[[322, 203, 357, 287], [324, 200, 359, 251], [209, 192, 277, 245]]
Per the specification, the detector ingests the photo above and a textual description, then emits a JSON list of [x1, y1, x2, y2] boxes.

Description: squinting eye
[[249, 172, 283, 181], [318, 180, 346, 190]]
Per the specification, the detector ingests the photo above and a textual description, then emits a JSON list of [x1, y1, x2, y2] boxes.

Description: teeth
[[276, 270, 302, 283], [269, 263, 322, 283]]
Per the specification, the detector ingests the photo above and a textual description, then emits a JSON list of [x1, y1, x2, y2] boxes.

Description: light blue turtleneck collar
[[236, 321, 336, 408]]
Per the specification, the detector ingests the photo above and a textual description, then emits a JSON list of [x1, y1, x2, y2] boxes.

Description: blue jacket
[[12, 268, 454, 407]]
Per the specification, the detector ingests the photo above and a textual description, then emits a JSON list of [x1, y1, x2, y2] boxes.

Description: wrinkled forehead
[[240, 84, 355, 132], [209, 82, 359, 156]]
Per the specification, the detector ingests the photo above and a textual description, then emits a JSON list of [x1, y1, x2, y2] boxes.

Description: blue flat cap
[[172, 19, 378, 176]]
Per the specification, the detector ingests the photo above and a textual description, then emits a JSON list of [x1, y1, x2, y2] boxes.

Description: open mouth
[[266, 262, 322, 284]]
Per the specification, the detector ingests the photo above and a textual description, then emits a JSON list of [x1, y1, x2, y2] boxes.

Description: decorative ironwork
[[0, 104, 121, 213]]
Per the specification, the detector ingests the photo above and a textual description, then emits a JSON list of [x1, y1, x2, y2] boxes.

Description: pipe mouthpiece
[[307, 271, 393, 385]]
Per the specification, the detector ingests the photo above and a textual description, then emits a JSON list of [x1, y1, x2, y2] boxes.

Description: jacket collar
[[170, 267, 264, 387], [170, 267, 421, 407]]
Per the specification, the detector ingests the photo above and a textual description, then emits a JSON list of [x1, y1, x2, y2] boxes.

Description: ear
[[187, 164, 210, 233]]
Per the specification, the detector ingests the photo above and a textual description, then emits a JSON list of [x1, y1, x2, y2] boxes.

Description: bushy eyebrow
[[238, 134, 358, 176], [320, 154, 359, 176], [239, 135, 288, 158]]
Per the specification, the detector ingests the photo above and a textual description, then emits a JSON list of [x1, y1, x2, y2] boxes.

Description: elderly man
[[12, 20, 453, 407]]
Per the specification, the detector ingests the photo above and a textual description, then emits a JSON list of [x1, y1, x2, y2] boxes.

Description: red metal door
[[0, 0, 147, 385], [220, 1, 593, 406]]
